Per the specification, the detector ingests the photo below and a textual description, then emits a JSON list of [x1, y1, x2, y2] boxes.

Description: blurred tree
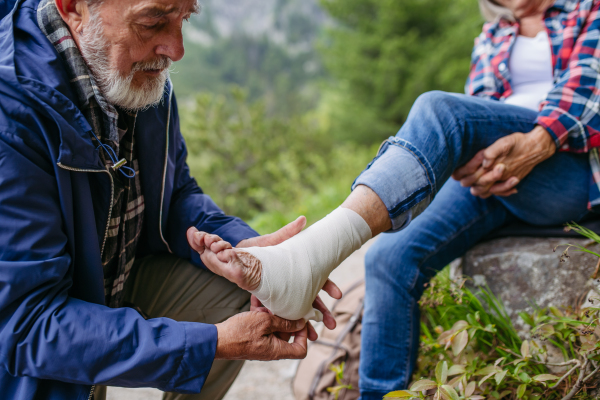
[[319, 0, 483, 143], [181, 88, 373, 223]]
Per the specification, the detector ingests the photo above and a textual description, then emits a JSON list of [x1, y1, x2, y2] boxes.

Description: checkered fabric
[[37, 0, 145, 307], [465, 0, 600, 209]]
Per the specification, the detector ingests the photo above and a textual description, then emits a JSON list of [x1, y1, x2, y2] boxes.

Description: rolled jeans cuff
[[352, 138, 434, 232]]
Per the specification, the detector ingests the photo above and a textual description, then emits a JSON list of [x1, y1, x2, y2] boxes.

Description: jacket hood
[[0, 0, 105, 169]]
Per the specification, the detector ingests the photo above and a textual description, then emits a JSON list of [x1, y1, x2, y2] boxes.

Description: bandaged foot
[[238, 207, 372, 322]]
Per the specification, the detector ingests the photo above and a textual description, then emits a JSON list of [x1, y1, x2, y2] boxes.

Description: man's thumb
[[269, 315, 306, 333], [267, 216, 307, 246]]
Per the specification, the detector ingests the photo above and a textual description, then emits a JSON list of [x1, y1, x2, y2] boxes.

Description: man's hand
[[452, 126, 556, 198], [250, 292, 339, 341], [215, 311, 308, 360], [237, 216, 307, 248]]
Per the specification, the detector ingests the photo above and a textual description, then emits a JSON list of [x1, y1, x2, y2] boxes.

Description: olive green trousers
[[94, 253, 251, 400]]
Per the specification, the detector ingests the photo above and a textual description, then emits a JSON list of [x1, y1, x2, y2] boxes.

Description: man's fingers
[[280, 325, 308, 359], [250, 295, 263, 310], [187, 227, 207, 254], [307, 322, 318, 341], [313, 295, 337, 331], [264, 216, 307, 247], [268, 315, 305, 334], [453, 150, 485, 180], [322, 279, 342, 300]]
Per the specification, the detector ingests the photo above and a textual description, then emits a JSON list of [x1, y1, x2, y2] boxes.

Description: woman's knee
[[364, 232, 422, 293], [411, 91, 462, 120]]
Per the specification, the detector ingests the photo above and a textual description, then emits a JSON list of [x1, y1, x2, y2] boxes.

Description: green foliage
[[327, 362, 354, 400], [319, 0, 483, 143], [399, 267, 600, 400], [180, 87, 375, 233], [172, 34, 323, 117]]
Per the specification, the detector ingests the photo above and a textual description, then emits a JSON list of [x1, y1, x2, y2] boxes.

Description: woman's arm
[[536, 1, 600, 151]]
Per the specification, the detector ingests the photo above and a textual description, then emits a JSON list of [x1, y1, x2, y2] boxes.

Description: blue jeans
[[353, 91, 590, 400]]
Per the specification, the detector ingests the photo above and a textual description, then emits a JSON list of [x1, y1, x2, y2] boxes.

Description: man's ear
[[54, 0, 89, 35]]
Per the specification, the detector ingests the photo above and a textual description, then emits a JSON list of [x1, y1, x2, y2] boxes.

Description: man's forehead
[[123, 0, 200, 17]]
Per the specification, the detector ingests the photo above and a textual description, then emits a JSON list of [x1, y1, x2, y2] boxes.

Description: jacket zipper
[[158, 87, 173, 253], [57, 163, 115, 257], [57, 163, 114, 400], [87, 385, 95, 400]]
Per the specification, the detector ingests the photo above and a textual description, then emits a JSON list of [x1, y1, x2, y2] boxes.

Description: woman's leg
[[351, 91, 542, 232], [359, 139, 591, 399], [359, 180, 512, 400]]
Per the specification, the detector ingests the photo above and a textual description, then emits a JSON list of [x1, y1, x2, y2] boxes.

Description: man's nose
[[155, 26, 185, 62]]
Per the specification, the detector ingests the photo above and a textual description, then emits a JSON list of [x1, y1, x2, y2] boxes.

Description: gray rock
[[461, 237, 600, 332]]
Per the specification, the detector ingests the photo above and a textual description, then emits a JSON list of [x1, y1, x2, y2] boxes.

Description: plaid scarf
[[37, 0, 145, 307]]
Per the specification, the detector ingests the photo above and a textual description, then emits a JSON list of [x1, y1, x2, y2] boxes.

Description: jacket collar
[[1, 0, 104, 170]]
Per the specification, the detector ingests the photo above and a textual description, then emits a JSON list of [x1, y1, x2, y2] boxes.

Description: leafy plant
[[327, 362, 354, 400], [181, 88, 375, 229], [386, 265, 600, 400]]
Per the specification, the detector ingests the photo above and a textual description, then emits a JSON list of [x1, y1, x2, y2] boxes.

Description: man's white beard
[[78, 11, 172, 111]]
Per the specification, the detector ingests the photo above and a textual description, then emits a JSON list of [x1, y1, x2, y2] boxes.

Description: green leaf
[[385, 391, 420, 398], [478, 372, 496, 387], [518, 372, 531, 384], [517, 384, 527, 399], [538, 324, 554, 336], [410, 379, 438, 392], [519, 312, 535, 327], [436, 361, 448, 385], [451, 320, 469, 332], [465, 381, 476, 398], [452, 330, 469, 356], [448, 365, 466, 376], [499, 390, 512, 399], [520, 340, 530, 358], [549, 307, 564, 318], [469, 396, 485, 400], [439, 385, 460, 400], [494, 357, 505, 366], [474, 366, 501, 376], [532, 374, 560, 382], [467, 314, 478, 326], [495, 370, 508, 386]]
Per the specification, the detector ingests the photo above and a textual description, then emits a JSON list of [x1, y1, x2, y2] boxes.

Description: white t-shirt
[[503, 30, 554, 111]]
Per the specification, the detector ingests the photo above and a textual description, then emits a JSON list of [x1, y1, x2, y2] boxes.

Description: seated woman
[[191, 0, 600, 398]]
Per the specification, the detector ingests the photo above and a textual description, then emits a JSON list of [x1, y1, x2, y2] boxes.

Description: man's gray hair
[[478, 0, 515, 22]]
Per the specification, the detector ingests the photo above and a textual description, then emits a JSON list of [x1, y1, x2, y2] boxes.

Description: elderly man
[[0, 0, 341, 399]]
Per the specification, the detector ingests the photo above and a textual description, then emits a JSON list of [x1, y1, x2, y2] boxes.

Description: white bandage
[[241, 207, 372, 321]]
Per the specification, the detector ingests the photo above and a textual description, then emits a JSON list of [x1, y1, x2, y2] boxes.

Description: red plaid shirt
[[466, 0, 600, 209]]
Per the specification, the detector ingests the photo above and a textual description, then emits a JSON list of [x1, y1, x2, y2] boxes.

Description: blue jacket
[[0, 0, 259, 398]]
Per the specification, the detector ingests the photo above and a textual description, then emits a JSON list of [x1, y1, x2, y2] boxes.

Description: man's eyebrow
[[136, 2, 200, 18]]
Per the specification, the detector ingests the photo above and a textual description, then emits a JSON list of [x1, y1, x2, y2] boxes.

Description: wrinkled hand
[[250, 288, 340, 341], [452, 126, 556, 198], [215, 311, 308, 360]]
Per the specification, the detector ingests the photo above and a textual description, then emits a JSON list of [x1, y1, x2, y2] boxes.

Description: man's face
[[77, 0, 198, 110]]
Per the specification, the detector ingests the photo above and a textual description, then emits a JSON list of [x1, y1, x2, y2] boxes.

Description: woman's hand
[[452, 126, 556, 198]]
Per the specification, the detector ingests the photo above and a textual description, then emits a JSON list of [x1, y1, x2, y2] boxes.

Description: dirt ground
[[107, 239, 373, 400]]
